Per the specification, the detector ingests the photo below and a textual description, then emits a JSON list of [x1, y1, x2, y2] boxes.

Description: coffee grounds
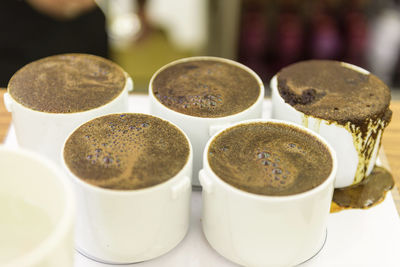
[[277, 60, 391, 126], [8, 54, 126, 113], [64, 113, 190, 190], [152, 59, 260, 118], [208, 122, 333, 196]]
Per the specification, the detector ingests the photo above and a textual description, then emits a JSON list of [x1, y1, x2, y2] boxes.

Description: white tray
[[4, 95, 400, 267]]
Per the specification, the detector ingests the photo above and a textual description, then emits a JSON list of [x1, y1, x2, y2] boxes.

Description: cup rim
[[202, 119, 337, 201], [0, 146, 75, 267], [6, 53, 132, 115], [148, 56, 265, 120], [61, 113, 193, 195]]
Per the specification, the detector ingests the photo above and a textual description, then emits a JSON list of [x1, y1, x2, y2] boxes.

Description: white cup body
[[149, 56, 264, 186], [0, 146, 75, 267], [199, 119, 337, 267], [4, 76, 133, 165], [62, 117, 193, 264], [270, 65, 382, 188]]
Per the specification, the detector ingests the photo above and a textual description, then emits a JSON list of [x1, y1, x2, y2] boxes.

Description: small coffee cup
[[199, 119, 337, 266], [62, 113, 192, 264], [270, 60, 391, 188], [4, 53, 133, 164], [149, 56, 264, 186], [0, 146, 75, 267]]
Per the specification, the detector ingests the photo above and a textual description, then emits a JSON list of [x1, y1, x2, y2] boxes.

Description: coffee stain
[[301, 115, 321, 133], [344, 117, 389, 184], [301, 114, 309, 128], [313, 119, 321, 133], [301, 114, 390, 185], [330, 166, 394, 213]]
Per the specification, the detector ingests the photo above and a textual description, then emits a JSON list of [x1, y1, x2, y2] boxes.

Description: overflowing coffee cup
[[271, 60, 391, 188]]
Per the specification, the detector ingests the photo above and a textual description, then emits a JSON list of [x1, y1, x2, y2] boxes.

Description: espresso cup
[[199, 119, 337, 267], [4, 53, 133, 165], [270, 60, 391, 188], [0, 146, 75, 267], [62, 113, 192, 264], [149, 56, 264, 186]]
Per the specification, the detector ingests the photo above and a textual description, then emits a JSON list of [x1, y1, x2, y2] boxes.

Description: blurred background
[[2, 0, 400, 95], [103, 0, 400, 94]]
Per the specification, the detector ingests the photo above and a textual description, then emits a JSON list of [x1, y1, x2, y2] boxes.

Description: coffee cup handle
[[3, 92, 12, 112], [126, 77, 134, 92], [199, 169, 213, 194], [171, 175, 191, 200], [209, 123, 232, 137]]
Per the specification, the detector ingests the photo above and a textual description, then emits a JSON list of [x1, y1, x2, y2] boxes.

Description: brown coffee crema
[[208, 122, 333, 196], [152, 59, 261, 118], [277, 60, 392, 184], [8, 53, 126, 113], [64, 114, 190, 190]]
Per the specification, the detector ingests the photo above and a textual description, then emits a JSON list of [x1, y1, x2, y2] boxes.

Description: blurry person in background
[[0, 0, 108, 87], [367, 2, 400, 87]]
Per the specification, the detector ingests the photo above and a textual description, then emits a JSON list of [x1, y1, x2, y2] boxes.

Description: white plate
[[4, 95, 400, 267]]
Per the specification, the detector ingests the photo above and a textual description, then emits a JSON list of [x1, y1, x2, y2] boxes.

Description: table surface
[[1, 90, 399, 214]]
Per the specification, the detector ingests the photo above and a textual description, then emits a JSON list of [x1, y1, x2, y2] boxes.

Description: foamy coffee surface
[[277, 60, 391, 125], [64, 114, 190, 190], [152, 59, 260, 117], [208, 122, 332, 196], [8, 54, 126, 113]]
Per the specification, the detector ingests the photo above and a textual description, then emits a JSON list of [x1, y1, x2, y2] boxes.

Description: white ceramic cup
[[270, 63, 383, 188], [61, 115, 193, 264], [199, 119, 337, 267], [3, 74, 133, 165], [0, 146, 75, 267], [149, 56, 265, 187]]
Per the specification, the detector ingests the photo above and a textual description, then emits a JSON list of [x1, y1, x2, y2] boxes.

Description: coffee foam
[[8, 54, 126, 113], [152, 59, 260, 118], [64, 113, 190, 190], [208, 122, 333, 196]]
